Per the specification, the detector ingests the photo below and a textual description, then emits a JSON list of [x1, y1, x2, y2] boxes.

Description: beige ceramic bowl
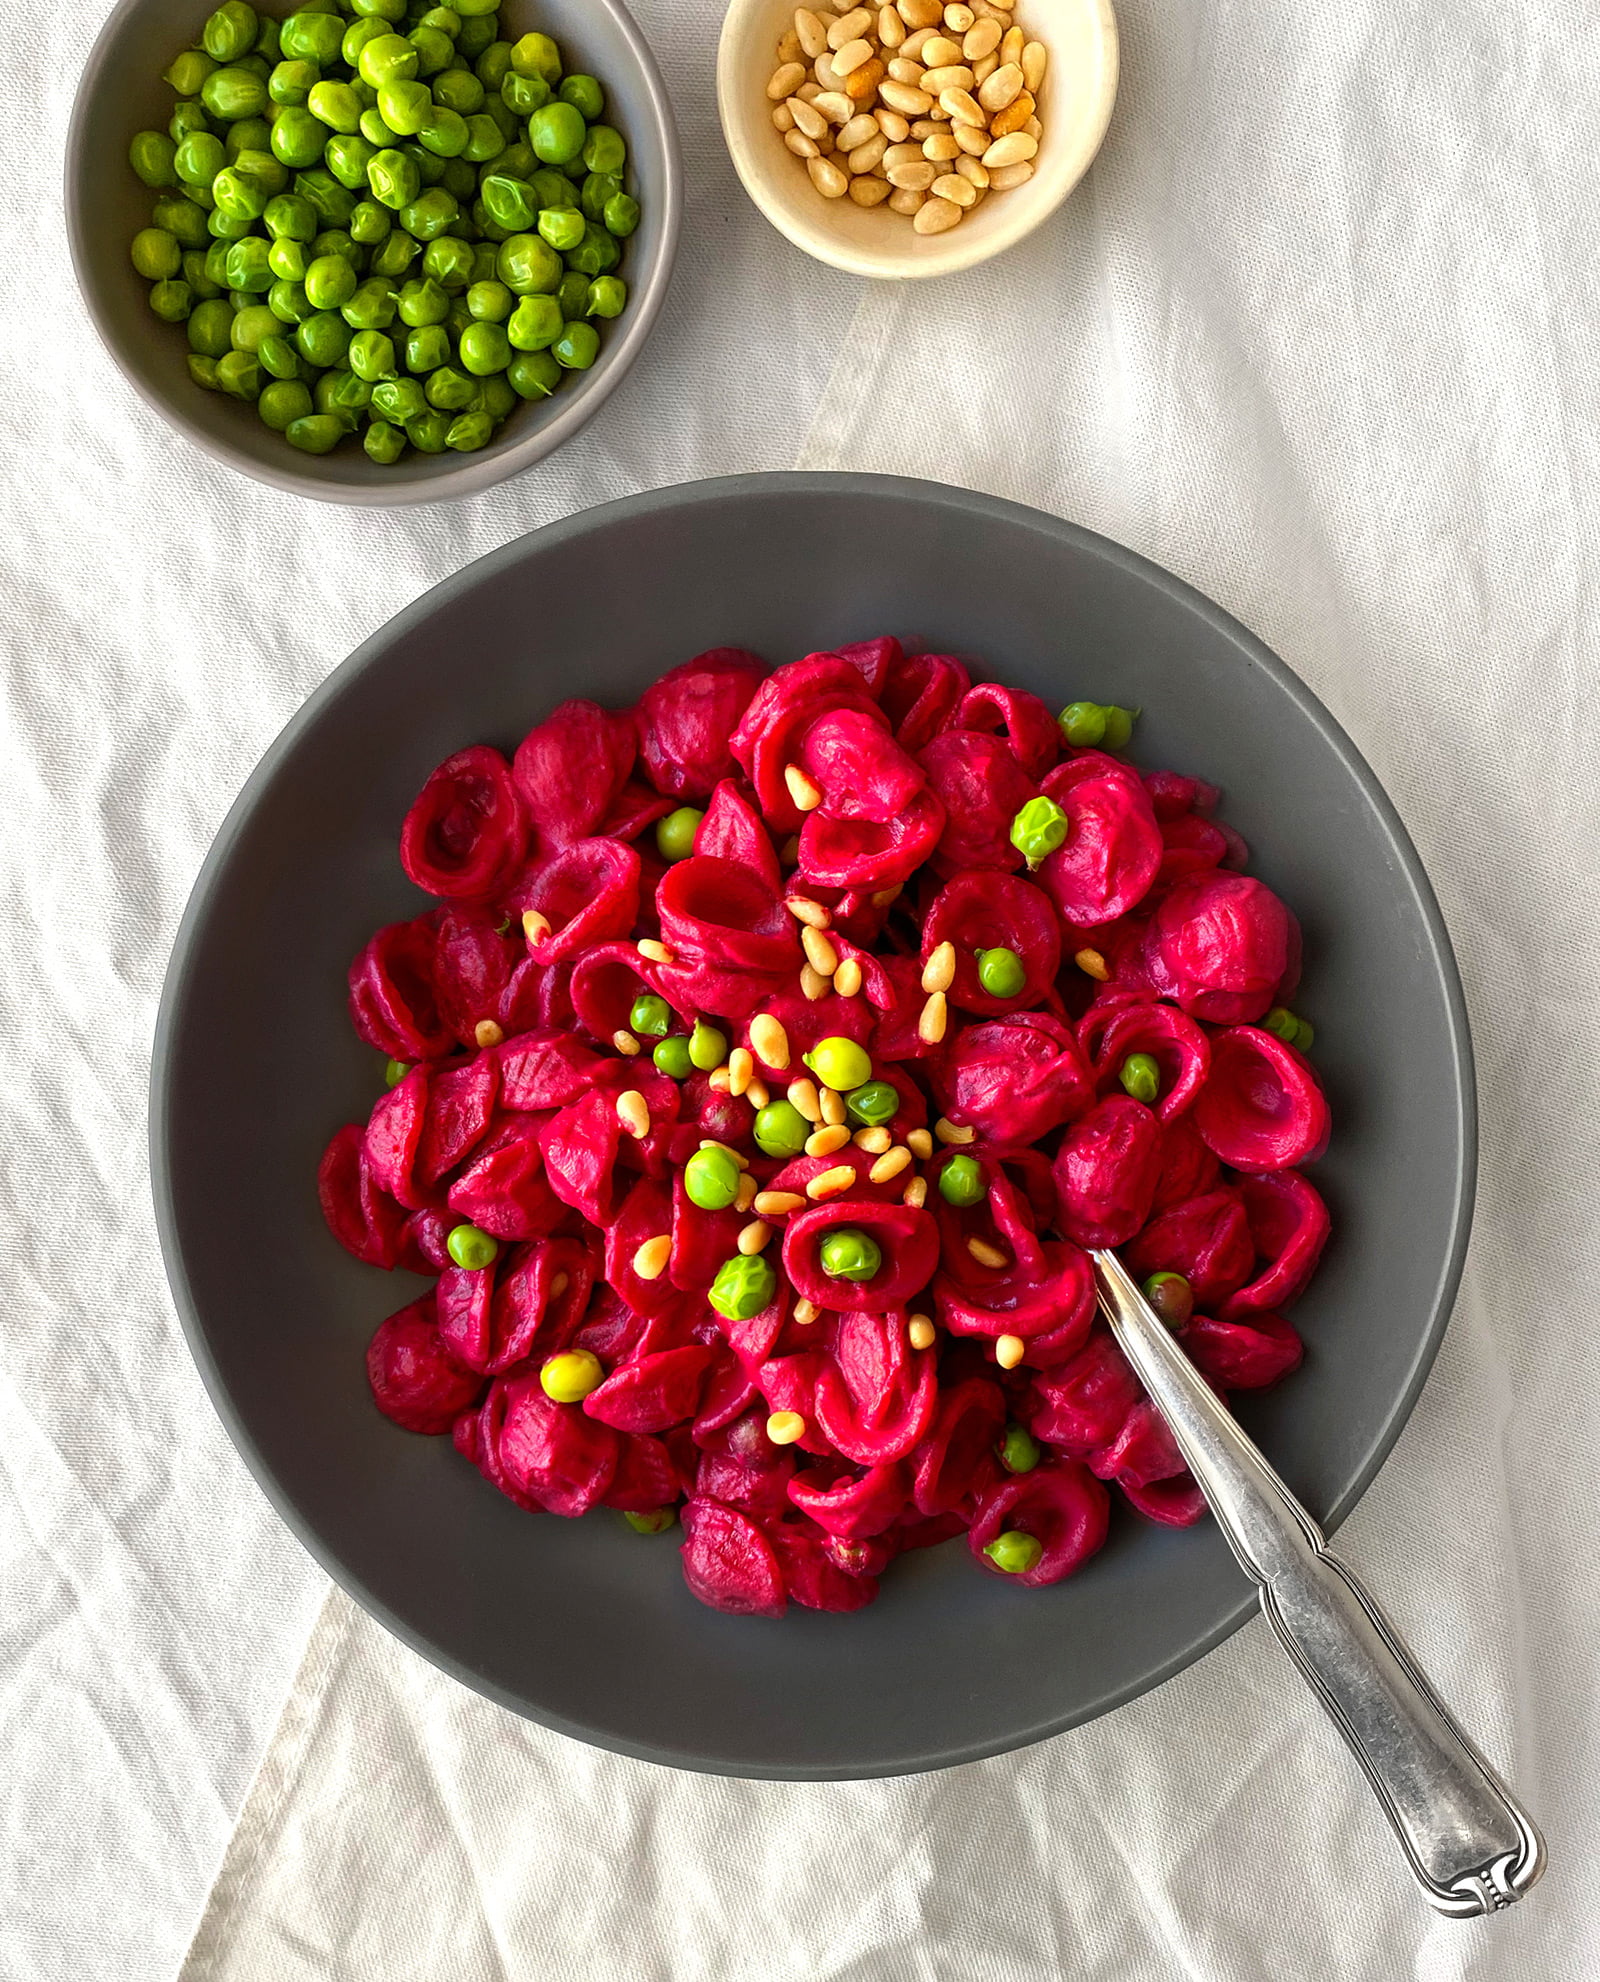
[[717, 0, 1116, 280]]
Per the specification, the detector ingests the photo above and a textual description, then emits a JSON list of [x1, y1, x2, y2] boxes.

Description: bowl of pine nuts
[[718, 0, 1116, 277]]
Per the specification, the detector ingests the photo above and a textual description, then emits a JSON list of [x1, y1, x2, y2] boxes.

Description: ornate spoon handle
[[1092, 1249, 1546, 1917]]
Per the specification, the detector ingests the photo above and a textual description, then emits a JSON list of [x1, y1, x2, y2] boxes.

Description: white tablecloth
[[6, 1, 1597, 1976]]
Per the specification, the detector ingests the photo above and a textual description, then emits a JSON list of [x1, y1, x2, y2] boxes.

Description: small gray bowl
[[66, 0, 682, 506]]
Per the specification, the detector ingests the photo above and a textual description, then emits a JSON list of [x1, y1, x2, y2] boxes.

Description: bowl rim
[[150, 471, 1477, 1778], [715, 0, 1119, 280], [65, 0, 684, 508]]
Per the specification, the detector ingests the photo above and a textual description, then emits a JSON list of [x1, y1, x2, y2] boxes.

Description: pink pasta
[[327, 642, 1334, 1616]]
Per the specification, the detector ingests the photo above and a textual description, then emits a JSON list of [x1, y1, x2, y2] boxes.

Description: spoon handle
[[1091, 1249, 1545, 1916]]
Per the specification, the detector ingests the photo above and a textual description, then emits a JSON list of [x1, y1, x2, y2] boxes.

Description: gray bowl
[[151, 473, 1474, 1778], [66, 0, 681, 506]]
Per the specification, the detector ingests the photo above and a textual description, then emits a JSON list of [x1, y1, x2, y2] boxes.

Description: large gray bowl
[[67, 0, 681, 506], [151, 473, 1474, 1778]]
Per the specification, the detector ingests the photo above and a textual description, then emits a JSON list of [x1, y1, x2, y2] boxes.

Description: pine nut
[[878, 3, 906, 45], [785, 763, 825, 809], [939, 85, 984, 123], [971, 0, 1012, 18], [474, 1018, 504, 1048], [903, 1175, 929, 1208], [735, 1171, 759, 1212], [989, 88, 1033, 137], [931, 172, 975, 206], [987, 160, 1034, 189], [922, 130, 961, 160], [750, 1013, 791, 1069], [880, 79, 933, 113], [922, 64, 975, 92], [785, 895, 831, 930], [935, 1116, 975, 1144], [774, 103, 797, 132], [788, 94, 828, 138], [766, 1410, 806, 1445], [616, 1089, 650, 1138], [907, 1127, 934, 1159], [738, 1219, 772, 1256], [612, 1029, 640, 1056], [898, 0, 942, 25], [999, 24, 1023, 65], [908, 117, 941, 137], [549, 1272, 570, 1300], [827, 6, 873, 46], [977, 60, 1021, 110], [806, 1123, 852, 1159], [808, 1164, 856, 1199], [788, 1076, 823, 1121], [884, 141, 923, 166], [793, 1295, 820, 1324], [801, 924, 839, 975], [875, 106, 911, 139], [887, 159, 936, 191], [754, 1190, 806, 1216], [971, 51, 998, 83], [832, 37, 873, 74], [728, 1046, 754, 1096], [982, 130, 1036, 167], [699, 1138, 749, 1168], [813, 50, 844, 90], [838, 111, 879, 147], [888, 185, 925, 213], [1021, 39, 1047, 91], [855, 1125, 892, 1153], [807, 154, 850, 197], [636, 938, 673, 965], [709, 1066, 732, 1092], [963, 18, 1000, 58], [920, 940, 955, 992], [995, 1333, 1025, 1370], [521, 907, 551, 944], [1074, 946, 1110, 980], [886, 56, 925, 84], [954, 120, 989, 153], [955, 152, 989, 186], [901, 26, 937, 57], [908, 1314, 937, 1350], [849, 174, 892, 205], [967, 1235, 1008, 1268], [920, 33, 963, 64], [849, 133, 889, 172], [779, 835, 802, 866], [870, 1145, 912, 1183], [820, 1085, 847, 1126], [918, 988, 949, 1038], [796, 79, 822, 100], [769, 60, 807, 98], [813, 88, 855, 121], [944, 3, 975, 27], [1022, 113, 1041, 138], [841, 57, 882, 100], [633, 1235, 672, 1279], [795, 7, 829, 56], [833, 956, 863, 997], [801, 962, 831, 1000], [785, 129, 820, 156], [778, 28, 804, 64], [746, 1076, 770, 1110]]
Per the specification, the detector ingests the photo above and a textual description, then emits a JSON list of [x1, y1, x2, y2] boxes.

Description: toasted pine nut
[[1021, 38, 1047, 91], [982, 130, 1036, 167], [832, 37, 873, 75], [955, 152, 989, 186], [785, 130, 820, 156], [888, 185, 925, 214], [988, 159, 1035, 189], [746, 1075, 770, 1110], [806, 1124, 852, 1159], [521, 907, 551, 944], [875, 106, 911, 139], [750, 1013, 791, 1069], [922, 64, 975, 92], [766, 1410, 806, 1445], [636, 938, 674, 965], [820, 1086, 847, 1127], [944, 2, 975, 27], [788, 94, 828, 138], [801, 924, 839, 975], [777, 28, 804, 64], [920, 940, 955, 993], [954, 119, 990, 153], [886, 56, 925, 84], [616, 1090, 650, 1139], [473, 1018, 504, 1049], [930, 171, 976, 206], [878, 3, 906, 44], [843, 56, 884, 100], [612, 1028, 640, 1056], [838, 111, 879, 148], [989, 88, 1033, 137], [849, 173, 891, 205], [773, 103, 797, 132], [887, 158, 936, 191], [709, 1066, 732, 1092], [880, 79, 934, 113], [795, 7, 829, 56], [807, 153, 850, 197], [870, 1145, 913, 1183], [963, 17, 1000, 58], [918, 989, 949, 1040], [849, 133, 889, 173], [855, 1126, 892, 1153], [700, 1138, 749, 1168], [923, 131, 962, 160], [754, 1189, 806, 1217], [812, 88, 855, 121], [1074, 946, 1110, 981], [907, 1127, 934, 1159], [903, 1175, 929, 1208], [633, 1235, 671, 1280], [898, 0, 943, 25], [828, 6, 873, 44], [788, 1076, 823, 1121], [769, 60, 807, 98], [939, 85, 984, 123], [785, 763, 825, 810], [977, 60, 1021, 110], [728, 1046, 754, 1096], [735, 1171, 759, 1213], [908, 1313, 937, 1349], [793, 1295, 820, 1324], [738, 1219, 772, 1257], [995, 1333, 1025, 1370], [833, 956, 863, 998], [967, 1235, 1008, 1268], [808, 1164, 856, 1199], [935, 1116, 975, 1144], [1000, 24, 1024, 65]]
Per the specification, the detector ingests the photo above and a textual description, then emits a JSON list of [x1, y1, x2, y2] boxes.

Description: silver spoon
[[1091, 1248, 1546, 1916]]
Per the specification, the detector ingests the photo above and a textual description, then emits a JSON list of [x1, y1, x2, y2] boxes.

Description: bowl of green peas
[[68, 0, 681, 504]]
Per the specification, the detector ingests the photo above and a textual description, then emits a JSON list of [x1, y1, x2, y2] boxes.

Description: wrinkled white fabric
[[2, 0, 1596, 1976]]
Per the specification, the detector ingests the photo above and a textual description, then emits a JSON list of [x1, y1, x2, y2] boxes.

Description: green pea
[[510, 31, 561, 83], [476, 40, 513, 90], [526, 166, 572, 208], [582, 125, 626, 175], [501, 71, 549, 116], [1264, 1007, 1315, 1051], [304, 253, 357, 309], [418, 6, 464, 34], [652, 1035, 693, 1080], [348, 328, 399, 381], [371, 228, 420, 276], [464, 278, 512, 323], [462, 113, 506, 164], [355, 30, 416, 86], [164, 49, 217, 95], [206, 207, 252, 240], [173, 129, 225, 185], [1099, 705, 1138, 750], [352, 0, 406, 19], [232, 143, 289, 191], [1141, 1272, 1194, 1328], [480, 172, 537, 231], [267, 278, 312, 323], [204, 240, 233, 288], [424, 235, 477, 289], [296, 309, 352, 366], [215, 348, 262, 398], [211, 165, 270, 220], [425, 364, 476, 409], [186, 297, 235, 356], [456, 12, 498, 55], [497, 231, 561, 294], [753, 1100, 809, 1159], [372, 375, 428, 422], [976, 947, 1026, 999], [377, 77, 433, 135], [804, 1036, 872, 1094], [304, 79, 361, 134], [230, 301, 280, 351], [253, 13, 279, 58], [557, 73, 604, 120], [568, 220, 622, 275], [148, 278, 192, 323], [1010, 795, 1068, 868], [653, 805, 703, 862], [264, 191, 318, 239], [400, 187, 459, 240], [535, 203, 584, 251], [279, 12, 345, 65], [395, 274, 448, 325], [1058, 701, 1107, 749], [182, 248, 223, 299], [201, 65, 269, 122], [457, 319, 509, 376], [622, 1507, 676, 1534], [224, 235, 273, 289], [153, 194, 212, 250], [341, 16, 388, 68], [293, 167, 355, 225], [409, 26, 456, 76], [539, 1349, 603, 1403], [349, 199, 393, 246], [580, 170, 621, 221], [507, 347, 560, 399], [267, 236, 307, 280], [326, 132, 379, 189], [405, 140, 448, 190], [169, 103, 214, 150], [341, 275, 395, 327], [131, 227, 182, 280], [688, 1020, 727, 1072], [555, 270, 590, 319], [418, 105, 470, 158], [441, 155, 479, 202], [317, 367, 373, 421], [938, 1154, 986, 1208], [603, 191, 639, 238], [551, 319, 599, 369], [708, 1254, 777, 1322], [528, 101, 585, 165], [818, 1228, 882, 1282], [844, 1081, 899, 1128], [984, 1530, 1043, 1575], [364, 418, 407, 464], [1118, 1052, 1160, 1104], [130, 129, 179, 187], [257, 378, 315, 430], [257, 332, 300, 377], [225, 287, 258, 313], [405, 322, 452, 370], [269, 58, 320, 108], [367, 145, 421, 209], [620, 994, 667, 1040], [685, 1146, 742, 1212], [997, 1425, 1042, 1475], [469, 242, 500, 283], [203, 1, 259, 62], [187, 353, 222, 390], [434, 68, 485, 115], [446, 1221, 499, 1270], [405, 408, 452, 451]]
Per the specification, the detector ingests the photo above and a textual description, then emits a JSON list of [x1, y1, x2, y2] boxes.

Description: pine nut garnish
[[801, 924, 839, 975], [768, 61, 807, 99], [800, 963, 832, 1001], [636, 938, 674, 965], [806, 1124, 852, 1158], [903, 1176, 929, 1208], [793, 1295, 820, 1325], [616, 1090, 650, 1139], [918, 990, 949, 1043], [785, 895, 832, 929], [967, 1235, 1009, 1268], [521, 908, 551, 944], [779, 835, 802, 866], [995, 1333, 1026, 1370], [728, 1046, 754, 1096], [808, 1164, 856, 1199], [820, 1085, 847, 1127], [920, 940, 956, 993], [633, 1235, 672, 1280], [1074, 947, 1111, 981], [699, 1139, 749, 1168], [473, 1019, 504, 1049], [907, 1127, 934, 1159], [784, 763, 825, 811], [612, 1029, 641, 1056], [709, 1066, 732, 1092], [870, 1146, 912, 1183], [735, 1171, 760, 1213], [766, 1410, 806, 1445], [833, 956, 863, 998], [746, 1076, 770, 1110], [738, 1219, 772, 1256], [1021, 38, 1047, 90], [908, 1314, 937, 1350], [935, 1116, 975, 1144], [788, 1076, 822, 1121], [549, 1271, 570, 1300], [754, 1189, 806, 1217], [854, 1125, 892, 1154]]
